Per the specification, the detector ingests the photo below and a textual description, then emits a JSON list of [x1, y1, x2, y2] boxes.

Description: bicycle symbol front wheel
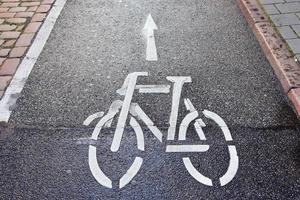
[[86, 103, 145, 189]]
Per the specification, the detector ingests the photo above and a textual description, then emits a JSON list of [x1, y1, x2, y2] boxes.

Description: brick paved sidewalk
[[260, 0, 300, 61], [0, 0, 55, 98]]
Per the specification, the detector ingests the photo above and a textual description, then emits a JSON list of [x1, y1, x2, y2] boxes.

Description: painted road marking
[[0, 0, 67, 122], [143, 14, 158, 61], [166, 76, 192, 140], [119, 157, 143, 189], [166, 145, 209, 152], [84, 72, 239, 189]]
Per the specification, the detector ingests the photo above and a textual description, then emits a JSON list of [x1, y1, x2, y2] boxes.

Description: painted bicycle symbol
[[84, 72, 239, 189]]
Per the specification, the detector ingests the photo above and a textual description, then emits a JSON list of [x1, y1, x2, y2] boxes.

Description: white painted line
[[143, 14, 158, 61], [0, 0, 67, 122], [182, 157, 213, 186], [194, 119, 207, 140], [89, 145, 112, 188], [166, 145, 209, 152], [104, 100, 123, 128], [137, 85, 170, 94], [184, 98, 196, 112], [203, 110, 233, 141], [133, 104, 163, 142], [111, 72, 148, 152], [219, 146, 239, 186], [178, 111, 198, 140], [91, 112, 117, 140], [119, 157, 143, 188], [83, 112, 104, 126], [166, 76, 192, 140], [130, 117, 145, 151]]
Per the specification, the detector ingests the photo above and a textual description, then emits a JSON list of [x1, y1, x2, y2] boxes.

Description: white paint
[[183, 98, 206, 140], [184, 98, 196, 112], [166, 76, 192, 140], [130, 117, 145, 151], [138, 85, 170, 94], [219, 146, 239, 186], [119, 157, 143, 188], [143, 14, 158, 61], [182, 158, 213, 186], [83, 112, 104, 126], [91, 112, 117, 140], [133, 104, 163, 142], [178, 111, 198, 140], [89, 146, 112, 188], [0, 0, 67, 122], [166, 145, 209, 152], [111, 72, 148, 152], [104, 100, 123, 128], [194, 119, 207, 140], [203, 110, 233, 141]]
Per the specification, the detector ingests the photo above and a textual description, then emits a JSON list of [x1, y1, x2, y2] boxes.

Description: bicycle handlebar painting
[[83, 72, 239, 189]]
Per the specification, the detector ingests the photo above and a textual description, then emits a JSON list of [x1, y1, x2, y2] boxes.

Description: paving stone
[[0, 58, 5, 65], [8, 7, 27, 12], [20, 2, 40, 7], [0, 48, 11, 57], [0, 40, 4, 45], [270, 13, 300, 26], [275, 2, 300, 13], [42, 0, 54, 4], [36, 5, 51, 13], [27, 6, 38, 12], [0, 19, 4, 24], [286, 38, 300, 53], [0, 24, 17, 31], [31, 13, 46, 22], [6, 17, 27, 24], [264, 4, 280, 14], [15, 11, 34, 18], [2, 39, 16, 47], [16, 24, 25, 31], [0, 12, 15, 18], [0, 76, 12, 90], [24, 22, 41, 33], [15, 33, 34, 46], [278, 26, 298, 39], [292, 24, 300, 36], [0, 3, 19, 8], [260, 0, 285, 5], [0, 7, 9, 12], [9, 47, 27, 57], [0, 31, 20, 39], [1, 0, 19, 2], [0, 58, 19, 75]]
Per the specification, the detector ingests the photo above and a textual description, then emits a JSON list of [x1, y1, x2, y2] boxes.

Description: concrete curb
[[237, 0, 300, 118]]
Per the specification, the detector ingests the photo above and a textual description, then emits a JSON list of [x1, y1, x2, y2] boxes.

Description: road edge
[[236, 0, 300, 118], [0, 0, 67, 122]]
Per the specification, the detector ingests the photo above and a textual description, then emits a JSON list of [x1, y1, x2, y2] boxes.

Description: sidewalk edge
[[0, 0, 67, 122], [237, 0, 300, 117]]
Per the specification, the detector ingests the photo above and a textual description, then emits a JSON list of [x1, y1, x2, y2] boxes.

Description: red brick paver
[[0, 0, 56, 98]]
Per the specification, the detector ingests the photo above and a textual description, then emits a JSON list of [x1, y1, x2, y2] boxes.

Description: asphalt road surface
[[1, 0, 300, 199]]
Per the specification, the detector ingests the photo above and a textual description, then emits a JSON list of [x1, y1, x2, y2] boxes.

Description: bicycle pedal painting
[[83, 72, 239, 189]]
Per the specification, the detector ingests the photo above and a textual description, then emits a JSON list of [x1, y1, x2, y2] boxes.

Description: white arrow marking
[[143, 14, 158, 61]]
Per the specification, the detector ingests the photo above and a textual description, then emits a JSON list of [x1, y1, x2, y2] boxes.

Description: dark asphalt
[[1, 0, 300, 199]]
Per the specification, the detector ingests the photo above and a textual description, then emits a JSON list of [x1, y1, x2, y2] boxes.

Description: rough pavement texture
[[0, 0, 55, 99], [1, 0, 300, 199]]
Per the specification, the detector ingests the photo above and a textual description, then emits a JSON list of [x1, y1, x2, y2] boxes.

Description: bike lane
[[1, 0, 300, 199]]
